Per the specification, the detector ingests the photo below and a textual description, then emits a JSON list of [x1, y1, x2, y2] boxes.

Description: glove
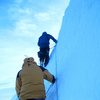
[[52, 76, 56, 84]]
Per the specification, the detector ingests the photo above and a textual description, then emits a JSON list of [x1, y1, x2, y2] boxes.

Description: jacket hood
[[42, 32, 47, 35], [22, 57, 37, 68]]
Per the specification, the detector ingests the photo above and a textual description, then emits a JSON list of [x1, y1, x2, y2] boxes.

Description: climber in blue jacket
[[38, 31, 57, 67]]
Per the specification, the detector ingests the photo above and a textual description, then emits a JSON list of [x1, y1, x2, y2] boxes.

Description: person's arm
[[16, 70, 22, 98], [48, 34, 57, 44], [44, 70, 56, 84], [40, 66, 56, 84]]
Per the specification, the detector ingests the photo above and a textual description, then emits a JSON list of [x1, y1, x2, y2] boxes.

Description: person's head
[[42, 31, 47, 35], [23, 57, 36, 67], [24, 57, 34, 63]]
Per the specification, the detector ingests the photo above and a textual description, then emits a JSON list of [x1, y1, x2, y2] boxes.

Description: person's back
[[16, 57, 56, 100], [38, 32, 57, 48], [38, 32, 49, 48]]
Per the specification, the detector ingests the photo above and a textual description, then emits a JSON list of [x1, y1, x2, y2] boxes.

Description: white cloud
[[14, 0, 23, 4], [7, 0, 68, 38], [13, 19, 37, 37], [16, 8, 32, 15], [34, 12, 51, 22]]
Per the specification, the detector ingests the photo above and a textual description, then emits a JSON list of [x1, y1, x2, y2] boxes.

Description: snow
[[46, 0, 100, 100], [0, 88, 16, 100]]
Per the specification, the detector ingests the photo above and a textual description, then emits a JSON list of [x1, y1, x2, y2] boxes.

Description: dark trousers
[[38, 47, 50, 67]]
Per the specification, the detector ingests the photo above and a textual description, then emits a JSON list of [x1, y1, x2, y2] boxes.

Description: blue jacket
[[38, 32, 57, 48]]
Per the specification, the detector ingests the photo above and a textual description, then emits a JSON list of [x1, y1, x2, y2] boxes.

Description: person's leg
[[44, 55, 49, 67], [44, 47, 50, 67], [38, 48, 45, 66], [40, 57, 44, 66], [39, 47, 49, 67]]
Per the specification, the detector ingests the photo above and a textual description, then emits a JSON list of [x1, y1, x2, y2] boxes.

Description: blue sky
[[0, 0, 69, 90]]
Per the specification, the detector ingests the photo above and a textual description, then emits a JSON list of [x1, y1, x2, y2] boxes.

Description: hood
[[22, 57, 37, 68]]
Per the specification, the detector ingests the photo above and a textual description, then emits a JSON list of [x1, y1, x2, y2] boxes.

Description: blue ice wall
[[46, 0, 100, 100]]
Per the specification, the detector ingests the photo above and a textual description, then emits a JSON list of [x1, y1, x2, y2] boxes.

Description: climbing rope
[[55, 45, 59, 100], [46, 84, 53, 94], [50, 45, 56, 49]]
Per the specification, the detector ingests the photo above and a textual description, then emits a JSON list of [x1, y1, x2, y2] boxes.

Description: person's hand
[[56, 40, 57, 44], [52, 76, 56, 84]]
